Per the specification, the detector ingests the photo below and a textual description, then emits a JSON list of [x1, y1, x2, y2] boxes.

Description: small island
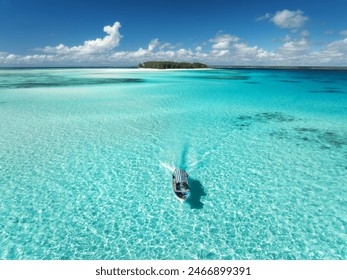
[[138, 61, 208, 69]]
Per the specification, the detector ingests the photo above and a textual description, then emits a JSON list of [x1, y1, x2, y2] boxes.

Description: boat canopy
[[173, 169, 190, 199], [173, 169, 188, 184]]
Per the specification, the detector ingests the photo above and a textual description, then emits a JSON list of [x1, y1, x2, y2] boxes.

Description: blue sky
[[0, 0, 347, 66]]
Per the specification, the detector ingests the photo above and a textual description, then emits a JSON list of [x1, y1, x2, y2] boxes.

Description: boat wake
[[159, 161, 175, 173], [187, 151, 211, 168], [160, 143, 212, 174]]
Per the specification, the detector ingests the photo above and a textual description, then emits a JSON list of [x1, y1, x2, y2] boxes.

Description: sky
[[0, 0, 347, 66]]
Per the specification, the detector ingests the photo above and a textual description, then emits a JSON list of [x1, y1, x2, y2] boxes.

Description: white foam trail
[[188, 159, 203, 167], [160, 161, 175, 172], [187, 151, 212, 168]]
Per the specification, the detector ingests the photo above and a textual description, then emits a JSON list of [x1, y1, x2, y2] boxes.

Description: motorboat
[[172, 169, 190, 202]]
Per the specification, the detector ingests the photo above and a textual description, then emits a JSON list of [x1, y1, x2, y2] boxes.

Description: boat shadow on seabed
[[186, 177, 206, 209]]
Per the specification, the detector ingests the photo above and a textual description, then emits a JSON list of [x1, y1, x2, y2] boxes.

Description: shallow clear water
[[0, 68, 346, 260]]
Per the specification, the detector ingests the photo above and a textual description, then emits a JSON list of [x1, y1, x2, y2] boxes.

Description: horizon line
[[1, 65, 347, 70]]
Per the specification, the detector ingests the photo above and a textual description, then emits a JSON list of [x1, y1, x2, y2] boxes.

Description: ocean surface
[[0, 68, 346, 260]]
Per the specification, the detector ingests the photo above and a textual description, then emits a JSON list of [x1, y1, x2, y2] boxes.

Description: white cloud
[[159, 42, 174, 50], [256, 13, 271, 22], [0, 50, 52, 64], [300, 30, 310, 38], [276, 30, 310, 61], [340, 30, 347, 37], [124, 38, 161, 58], [271, 9, 308, 29], [209, 34, 239, 49], [147, 38, 159, 51], [111, 47, 200, 64], [273, 34, 292, 42], [43, 21, 121, 55], [6, 54, 19, 60], [309, 38, 347, 64], [211, 49, 230, 56], [278, 38, 309, 55], [232, 43, 275, 62], [195, 46, 202, 52], [0, 51, 9, 58]]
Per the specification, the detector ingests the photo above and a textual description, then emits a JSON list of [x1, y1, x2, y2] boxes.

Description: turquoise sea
[[0, 68, 346, 260]]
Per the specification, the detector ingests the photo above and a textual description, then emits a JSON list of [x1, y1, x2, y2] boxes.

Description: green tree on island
[[138, 61, 208, 69]]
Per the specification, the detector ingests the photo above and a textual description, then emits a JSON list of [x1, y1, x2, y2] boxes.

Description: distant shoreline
[[213, 65, 347, 71], [0, 67, 213, 71], [1, 65, 347, 70], [138, 61, 208, 69]]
